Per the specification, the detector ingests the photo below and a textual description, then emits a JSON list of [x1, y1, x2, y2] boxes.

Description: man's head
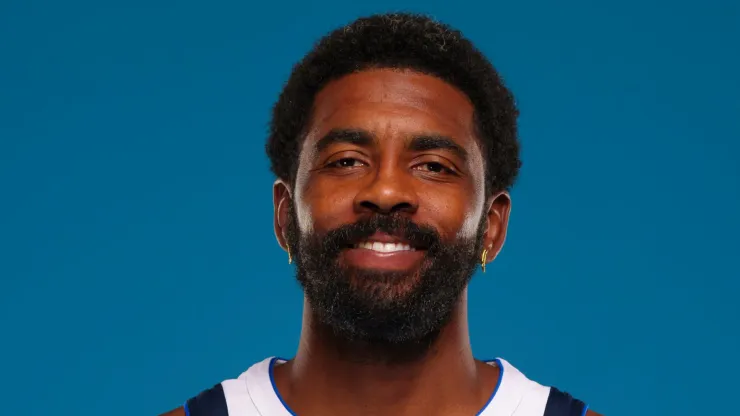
[[269, 13, 520, 354]]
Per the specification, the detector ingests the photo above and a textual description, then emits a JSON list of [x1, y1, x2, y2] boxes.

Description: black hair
[[266, 12, 521, 195]]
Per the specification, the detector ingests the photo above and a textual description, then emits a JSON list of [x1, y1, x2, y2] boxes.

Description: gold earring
[[481, 248, 488, 273], [287, 245, 293, 264]]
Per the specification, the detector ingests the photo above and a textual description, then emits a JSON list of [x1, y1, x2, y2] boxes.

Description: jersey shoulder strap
[[184, 378, 255, 416], [543, 387, 589, 416], [184, 383, 228, 416]]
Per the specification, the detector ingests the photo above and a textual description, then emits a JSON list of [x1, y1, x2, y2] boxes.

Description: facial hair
[[285, 205, 486, 363]]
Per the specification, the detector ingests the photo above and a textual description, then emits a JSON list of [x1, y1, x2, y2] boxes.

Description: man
[[162, 13, 600, 416]]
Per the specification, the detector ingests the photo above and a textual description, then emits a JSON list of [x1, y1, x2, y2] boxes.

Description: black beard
[[286, 206, 485, 364]]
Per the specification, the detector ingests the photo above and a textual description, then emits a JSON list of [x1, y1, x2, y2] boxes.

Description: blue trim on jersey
[[475, 358, 504, 416], [183, 402, 191, 416], [185, 383, 228, 416], [543, 387, 587, 416], [581, 404, 589, 416], [269, 356, 298, 416]]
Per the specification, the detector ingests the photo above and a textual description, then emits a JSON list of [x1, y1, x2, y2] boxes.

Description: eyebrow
[[314, 129, 468, 161], [408, 134, 468, 162], [315, 129, 374, 153]]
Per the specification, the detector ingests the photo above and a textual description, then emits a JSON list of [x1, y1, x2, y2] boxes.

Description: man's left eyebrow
[[408, 134, 468, 161]]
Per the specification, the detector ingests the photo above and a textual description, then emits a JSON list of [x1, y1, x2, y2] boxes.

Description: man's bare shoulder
[[587, 410, 604, 416], [158, 407, 186, 416]]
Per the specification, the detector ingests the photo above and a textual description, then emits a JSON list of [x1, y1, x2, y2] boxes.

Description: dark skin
[[161, 69, 601, 416]]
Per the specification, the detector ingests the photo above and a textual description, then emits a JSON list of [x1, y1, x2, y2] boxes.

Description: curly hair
[[266, 12, 521, 195]]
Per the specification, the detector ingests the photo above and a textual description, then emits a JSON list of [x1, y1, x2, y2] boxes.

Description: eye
[[327, 158, 366, 169], [414, 162, 456, 175]]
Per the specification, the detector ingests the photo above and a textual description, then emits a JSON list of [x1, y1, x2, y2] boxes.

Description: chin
[[344, 266, 425, 301]]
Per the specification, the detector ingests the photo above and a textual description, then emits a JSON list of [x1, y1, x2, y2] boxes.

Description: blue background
[[1, 1, 738, 415]]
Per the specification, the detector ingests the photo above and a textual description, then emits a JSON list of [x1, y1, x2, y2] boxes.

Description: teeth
[[354, 241, 413, 252]]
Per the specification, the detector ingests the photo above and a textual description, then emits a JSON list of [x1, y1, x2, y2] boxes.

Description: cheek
[[456, 184, 486, 240], [457, 207, 485, 240], [293, 147, 351, 235], [457, 156, 487, 240], [295, 179, 356, 235], [417, 187, 484, 241]]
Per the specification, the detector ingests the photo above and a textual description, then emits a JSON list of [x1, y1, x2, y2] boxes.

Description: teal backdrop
[[1, 1, 738, 415]]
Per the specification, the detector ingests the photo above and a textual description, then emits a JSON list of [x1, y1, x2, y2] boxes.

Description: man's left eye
[[415, 162, 454, 174]]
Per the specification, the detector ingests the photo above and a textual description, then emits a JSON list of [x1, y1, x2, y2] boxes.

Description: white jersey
[[183, 357, 589, 416]]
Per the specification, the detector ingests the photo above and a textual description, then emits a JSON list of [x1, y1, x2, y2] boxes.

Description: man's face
[[274, 69, 510, 347]]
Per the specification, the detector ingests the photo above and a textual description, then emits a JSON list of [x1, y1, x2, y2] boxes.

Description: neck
[[271, 290, 499, 416]]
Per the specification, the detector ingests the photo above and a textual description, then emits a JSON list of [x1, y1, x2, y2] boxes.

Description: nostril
[[391, 202, 414, 213], [359, 200, 415, 215], [359, 201, 381, 211]]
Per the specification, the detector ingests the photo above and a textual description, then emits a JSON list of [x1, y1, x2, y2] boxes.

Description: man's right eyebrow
[[314, 129, 374, 152]]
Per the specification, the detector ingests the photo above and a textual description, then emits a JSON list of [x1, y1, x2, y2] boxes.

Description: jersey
[[184, 357, 589, 416]]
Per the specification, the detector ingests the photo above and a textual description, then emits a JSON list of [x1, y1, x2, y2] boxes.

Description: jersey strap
[[185, 383, 229, 416], [542, 387, 588, 416]]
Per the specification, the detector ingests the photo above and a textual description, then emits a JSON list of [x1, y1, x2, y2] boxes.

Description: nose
[[354, 166, 419, 215]]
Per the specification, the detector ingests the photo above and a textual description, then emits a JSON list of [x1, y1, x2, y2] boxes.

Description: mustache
[[319, 215, 441, 253]]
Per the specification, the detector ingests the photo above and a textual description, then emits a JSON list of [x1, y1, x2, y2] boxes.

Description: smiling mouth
[[352, 241, 416, 253], [342, 232, 426, 271]]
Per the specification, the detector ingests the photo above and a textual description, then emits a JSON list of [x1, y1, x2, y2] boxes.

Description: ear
[[273, 179, 292, 252], [482, 191, 512, 265]]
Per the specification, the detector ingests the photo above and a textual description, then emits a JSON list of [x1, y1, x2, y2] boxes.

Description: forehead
[[306, 69, 477, 145]]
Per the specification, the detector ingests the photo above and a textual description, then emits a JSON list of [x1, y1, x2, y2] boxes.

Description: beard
[[285, 205, 486, 363]]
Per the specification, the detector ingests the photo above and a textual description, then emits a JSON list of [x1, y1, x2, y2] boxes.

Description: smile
[[343, 233, 425, 270], [353, 241, 415, 253]]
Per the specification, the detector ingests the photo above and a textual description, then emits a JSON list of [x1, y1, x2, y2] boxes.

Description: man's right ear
[[273, 179, 292, 252]]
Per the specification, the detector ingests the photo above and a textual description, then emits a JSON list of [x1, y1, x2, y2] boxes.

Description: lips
[[349, 231, 426, 252], [353, 241, 414, 253], [342, 232, 426, 271]]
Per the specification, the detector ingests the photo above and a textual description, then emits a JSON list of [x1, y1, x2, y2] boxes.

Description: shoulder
[[158, 407, 186, 416], [543, 386, 604, 416], [158, 358, 272, 416], [495, 358, 601, 416], [158, 382, 229, 416]]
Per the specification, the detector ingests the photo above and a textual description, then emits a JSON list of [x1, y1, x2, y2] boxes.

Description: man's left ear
[[482, 191, 512, 266]]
